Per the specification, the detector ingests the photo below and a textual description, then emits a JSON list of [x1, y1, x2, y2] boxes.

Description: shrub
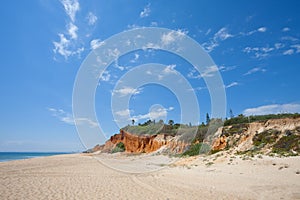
[[252, 129, 280, 147], [111, 142, 125, 153], [182, 143, 211, 157], [272, 134, 300, 155]]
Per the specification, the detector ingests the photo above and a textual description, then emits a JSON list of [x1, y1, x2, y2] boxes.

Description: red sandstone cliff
[[97, 130, 188, 154]]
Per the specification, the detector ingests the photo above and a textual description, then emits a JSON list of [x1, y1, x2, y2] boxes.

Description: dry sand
[[0, 153, 300, 200]]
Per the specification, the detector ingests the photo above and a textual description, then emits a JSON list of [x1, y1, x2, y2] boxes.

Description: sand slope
[[0, 153, 299, 200]]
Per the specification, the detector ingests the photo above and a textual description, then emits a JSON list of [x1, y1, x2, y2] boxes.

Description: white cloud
[[140, 4, 151, 18], [240, 26, 267, 36], [244, 67, 266, 76], [274, 43, 285, 49], [99, 71, 111, 82], [283, 49, 294, 55], [161, 29, 187, 46], [60, 0, 80, 22], [282, 27, 290, 32], [53, 0, 83, 60], [67, 23, 78, 39], [108, 48, 120, 59], [53, 34, 72, 59], [132, 107, 174, 122], [202, 27, 233, 52], [87, 12, 97, 25], [112, 87, 142, 97], [150, 21, 158, 26], [205, 28, 211, 35], [142, 42, 160, 50], [90, 39, 105, 50], [281, 36, 299, 42], [189, 86, 207, 92], [156, 64, 178, 80], [243, 46, 274, 59], [130, 53, 139, 63], [48, 107, 97, 127], [218, 65, 237, 72], [114, 63, 125, 71], [215, 27, 233, 40], [188, 65, 228, 79], [201, 65, 220, 77], [257, 27, 267, 32], [115, 109, 131, 117], [291, 44, 300, 53], [243, 103, 300, 116], [163, 64, 177, 74], [225, 82, 239, 88], [75, 118, 98, 127]]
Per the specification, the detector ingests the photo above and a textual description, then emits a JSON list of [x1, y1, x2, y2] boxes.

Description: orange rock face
[[100, 130, 188, 154], [212, 135, 227, 151]]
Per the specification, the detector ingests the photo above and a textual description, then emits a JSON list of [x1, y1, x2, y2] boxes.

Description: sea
[[0, 152, 72, 162]]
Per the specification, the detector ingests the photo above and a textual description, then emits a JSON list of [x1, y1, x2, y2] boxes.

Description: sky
[[0, 0, 300, 151]]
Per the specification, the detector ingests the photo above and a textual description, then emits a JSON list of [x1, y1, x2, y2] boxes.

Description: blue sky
[[0, 0, 300, 151]]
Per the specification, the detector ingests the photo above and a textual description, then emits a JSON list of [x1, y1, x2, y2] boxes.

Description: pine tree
[[206, 113, 210, 125]]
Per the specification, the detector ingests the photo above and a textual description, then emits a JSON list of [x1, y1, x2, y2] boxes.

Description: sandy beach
[[0, 153, 300, 200]]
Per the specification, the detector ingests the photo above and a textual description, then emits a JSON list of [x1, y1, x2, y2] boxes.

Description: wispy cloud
[[115, 109, 132, 117], [243, 46, 274, 59], [281, 36, 299, 42], [154, 64, 178, 80], [86, 12, 97, 25], [189, 86, 207, 92], [202, 27, 233, 52], [218, 65, 237, 72], [243, 103, 300, 116], [99, 70, 111, 82], [283, 49, 294, 55], [291, 44, 300, 53], [257, 27, 267, 33], [132, 107, 174, 122], [112, 86, 142, 97], [188, 65, 230, 79], [67, 23, 78, 39], [162, 64, 177, 74], [48, 107, 98, 127], [274, 43, 285, 49], [140, 4, 151, 18], [60, 0, 79, 22], [53, 0, 83, 60], [130, 53, 140, 63], [90, 39, 105, 50], [282, 27, 290, 32], [225, 82, 239, 88], [161, 29, 187, 46], [244, 67, 266, 76]]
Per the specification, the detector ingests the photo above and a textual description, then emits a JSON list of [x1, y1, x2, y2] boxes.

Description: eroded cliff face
[[98, 130, 188, 154], [211, 117, 300, 155], [91, 117, 300, 155]]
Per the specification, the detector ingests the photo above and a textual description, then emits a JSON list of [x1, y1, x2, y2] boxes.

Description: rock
[[212, 135, 227, 151], [97, 130, 189, 154]]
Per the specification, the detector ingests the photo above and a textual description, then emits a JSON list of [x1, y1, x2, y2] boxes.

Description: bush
[[272, 135, 300, 155], [111, 142, 125, 153], [252, 129, 280, 147], [182, 143, 211, 157], [224, 113, 300, 126]]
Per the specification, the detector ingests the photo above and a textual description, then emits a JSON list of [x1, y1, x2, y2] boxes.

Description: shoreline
[[0, 153, 300, 199], [0, 152, 75, 163]]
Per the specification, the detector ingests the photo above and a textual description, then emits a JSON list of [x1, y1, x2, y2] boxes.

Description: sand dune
[[0, 153, 299, 200]]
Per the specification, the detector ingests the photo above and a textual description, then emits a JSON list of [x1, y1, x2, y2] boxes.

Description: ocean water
[[0, 152, 71, 162]]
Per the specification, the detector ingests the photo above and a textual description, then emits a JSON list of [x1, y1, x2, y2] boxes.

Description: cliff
[[96, 130, 189, 154], [211, 117, 300, 156], [90, 116, 300, 156]]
